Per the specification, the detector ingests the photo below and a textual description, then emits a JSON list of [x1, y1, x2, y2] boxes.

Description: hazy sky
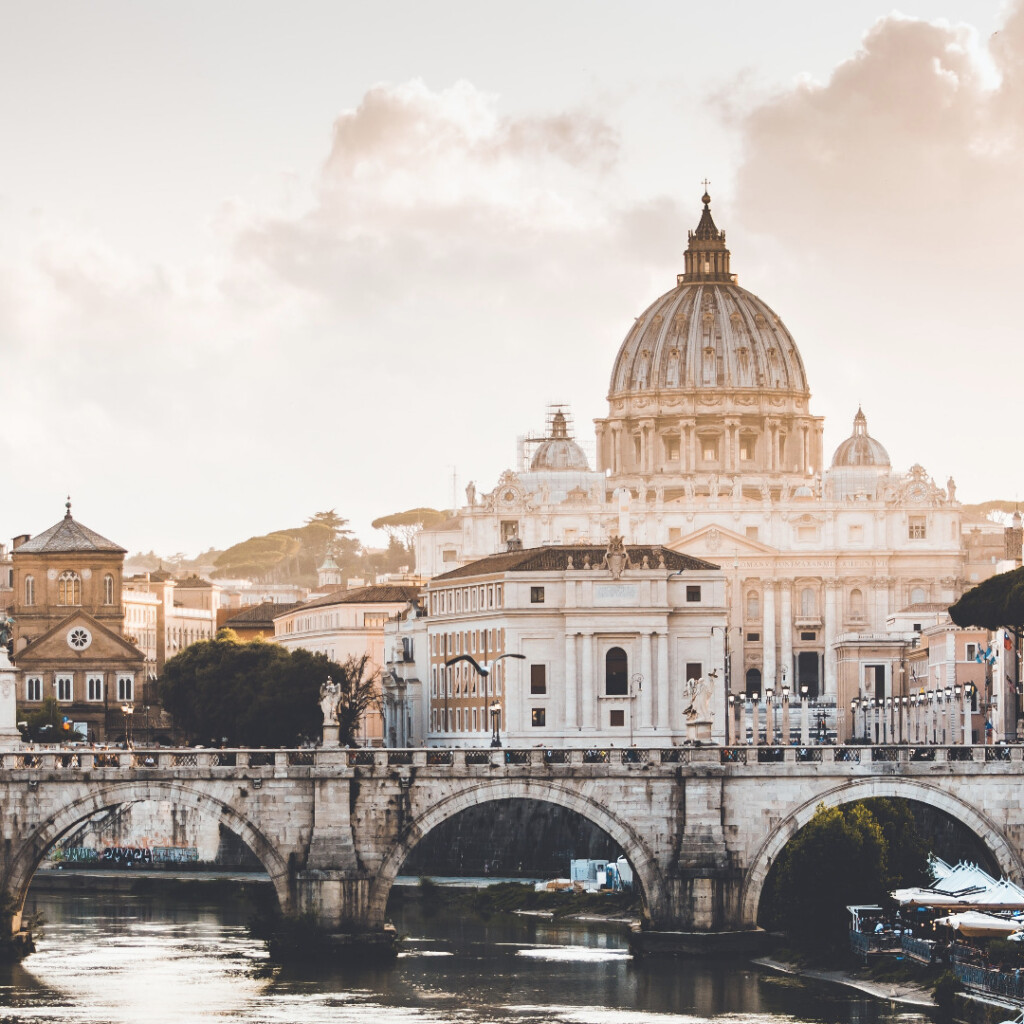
[[0, 1, 1018, 555]]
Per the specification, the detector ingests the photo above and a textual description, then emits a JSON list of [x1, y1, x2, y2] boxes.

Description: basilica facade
[[415, 193, 1015, 740]]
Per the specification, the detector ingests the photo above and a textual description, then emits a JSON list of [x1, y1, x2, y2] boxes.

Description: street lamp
[[121, 702, 135, 750], [765, 688, 777, 745], [748, 691, 760, 746], [711, 625, 743, 746], [781, 684, 791, 746], [851, 697, 860, 744], [800, 685, 810, 745], [489, 701, 502, 748], [630, 673, 643, 746]]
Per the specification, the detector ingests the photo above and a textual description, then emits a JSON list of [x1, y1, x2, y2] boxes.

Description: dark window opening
[[530, 586, 545, 604], [609, 709, 625, 727], [686, 585, 701, 603], [800, 631, 816, 641], [531, 708, 546, 727], [747, 632, 760, 642], [530, 664, 546, 695], [798, 651, 820, 699], [685, 661, 703, 681], [605, 647, 628, 695]]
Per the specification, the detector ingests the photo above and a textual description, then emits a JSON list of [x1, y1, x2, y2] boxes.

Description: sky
[[0, 0, 1020, 556]]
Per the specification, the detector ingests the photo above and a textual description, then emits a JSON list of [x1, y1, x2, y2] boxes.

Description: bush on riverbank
[[412, 879, 639, 921]]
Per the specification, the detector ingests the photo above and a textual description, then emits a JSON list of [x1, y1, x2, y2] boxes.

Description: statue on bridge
[[682, 675, 714, 743], [320, 676, 342, 747], [0, 612, 13, 652]]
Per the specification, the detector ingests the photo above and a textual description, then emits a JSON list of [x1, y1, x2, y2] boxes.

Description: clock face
[[503, 490, 517, 504], [908, 483, 926, 501], [67, 626, 92, 651]]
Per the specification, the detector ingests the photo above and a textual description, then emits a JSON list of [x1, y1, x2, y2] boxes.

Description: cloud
[[0, 80, 681, 552], [729, 4, 1024, 499]]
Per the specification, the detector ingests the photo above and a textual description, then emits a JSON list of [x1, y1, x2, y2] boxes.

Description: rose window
[[67, 627, 92, 651]]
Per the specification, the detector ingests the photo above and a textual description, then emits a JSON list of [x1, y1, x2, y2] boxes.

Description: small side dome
[[831, 407, 891, 468], [530, 410, 591, 471]]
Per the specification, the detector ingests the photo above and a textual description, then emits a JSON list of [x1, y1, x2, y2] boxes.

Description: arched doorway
[[745, 668, 762, 696]]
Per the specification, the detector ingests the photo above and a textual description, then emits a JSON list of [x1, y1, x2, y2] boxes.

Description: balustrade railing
[[0, 743, 1021, 773]]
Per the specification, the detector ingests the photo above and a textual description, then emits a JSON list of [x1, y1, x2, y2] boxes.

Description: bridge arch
[[740, 777, 1024, 927], [369, 778, 665, 926], [5, 780, 292, 930]]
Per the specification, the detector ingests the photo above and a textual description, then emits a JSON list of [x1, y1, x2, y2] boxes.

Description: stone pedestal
[[686, 717, 713, 743], [321, 723, 341, 748], [0, 649, 22, 746]]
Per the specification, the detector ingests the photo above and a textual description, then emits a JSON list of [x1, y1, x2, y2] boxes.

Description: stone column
[[656, 631, 669, 731], [640, 631, 653, 730], [824, 580, 839, 697], [779, 582, 793, 691], [0, 648, 22, 746], [582, 633, 596, 730], [564, 632, 578, 734], [595, 422, 606, 473], [684, 419, 697, 473], [763, 582, 777, 692]]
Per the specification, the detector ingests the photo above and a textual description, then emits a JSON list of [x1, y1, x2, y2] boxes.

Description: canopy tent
[[933, 862, 998, 893], [890, 887, 984, 908], [891, 875, 1024, 912], [963, 878, 1024, 912], [933, 911, 1023, 937]]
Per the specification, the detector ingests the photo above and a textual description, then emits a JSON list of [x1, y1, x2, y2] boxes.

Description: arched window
[[24, 575, 35, 606], [745, 668, 762, 696], [104, 574, 114, 605], [800, 587, 816, 617], [910, 586, 927, 605], [605, 647, 628, 696], [58, 570, 81, 606], [746, 590, 760, 620], [850, 588, 864, 616]]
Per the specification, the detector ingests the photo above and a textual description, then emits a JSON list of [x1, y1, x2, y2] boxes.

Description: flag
[[975, 647, 984, 663], [1006, 632, 1015, 652]]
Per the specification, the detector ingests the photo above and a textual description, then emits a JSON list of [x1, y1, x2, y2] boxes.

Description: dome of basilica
[[608, 194, 809, 399], [831, 407, 890, 468], [530, 411, 590, 471]]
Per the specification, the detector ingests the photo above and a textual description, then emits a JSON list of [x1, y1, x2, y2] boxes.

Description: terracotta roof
[[223, 601, 301, 627], [174, 575, 215, 589], [280, 584, 422, 616], [17, 514, 125, 554], [432, 545, 719, 581]]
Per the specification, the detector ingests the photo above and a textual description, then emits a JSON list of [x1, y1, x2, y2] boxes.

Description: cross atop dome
[[681, 188, 733, 283]]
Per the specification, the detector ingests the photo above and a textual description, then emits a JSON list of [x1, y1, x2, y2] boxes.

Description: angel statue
[[0, 613, 13, 649], [319, 676, 341, 726], [681, 675, 713, 723]]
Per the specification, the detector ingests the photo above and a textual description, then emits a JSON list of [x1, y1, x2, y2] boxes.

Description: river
[[0, 887, 934, 1024]]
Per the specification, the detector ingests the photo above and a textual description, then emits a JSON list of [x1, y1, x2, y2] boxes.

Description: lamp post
[[489, 701, 502, 748], [121, 701, 134, 750], [711, 625, 743, 746], [945, 686, 954, 745], [749, 691, 760, 747], [800, 685, 810, 745], [765, 688, 777, 745], [630, 672, 643, 747], [851, 697, 860, 744], [963, 683, 975, 746], [953, 684, 962, 745], [781, 684, 791, 745]]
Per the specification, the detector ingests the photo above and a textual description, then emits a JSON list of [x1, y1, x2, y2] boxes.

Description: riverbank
[[754, 955, 938, 1009]]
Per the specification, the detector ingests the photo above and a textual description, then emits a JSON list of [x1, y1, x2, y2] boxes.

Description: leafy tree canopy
[[760, 798, 930, 954], [157, 632, 380, 747], [19, 697, 84, 743], [371, 508, 447, 550], [949, 567, 1024, 633]]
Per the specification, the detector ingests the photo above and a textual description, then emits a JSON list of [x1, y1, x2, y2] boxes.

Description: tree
[[949, 567, 1024, 633], [371, 508, 447, 553], [859, 798, 931, 890], [156, 632, 380, 747], [20, 697, 83, 743], [761, 802, 889, 952]]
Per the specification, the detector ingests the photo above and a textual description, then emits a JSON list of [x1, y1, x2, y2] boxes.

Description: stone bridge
[[3, 744, 1024, 944]]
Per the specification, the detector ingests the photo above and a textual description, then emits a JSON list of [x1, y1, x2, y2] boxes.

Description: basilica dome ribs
[[596, 192, 824, 498]]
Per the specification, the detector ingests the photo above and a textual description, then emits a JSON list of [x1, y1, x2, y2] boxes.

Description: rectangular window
[[530, 664, 547, 695], [530, 586, 545, 604], [56, 675, 73, 702], [745, 526, 759, 540], [456, 708, 462, 731], [472, 708, 478, 731], [747, 632, 760, 642], [442, 549, 457, 563], [909, 516, 926, 540], [800, 631, 816, 641], [609, 709, 625, 727], [740, 438, 755, 461], [665, 437, 680, 461], [26, 677, 42, 701], [500, 521, 519, 543], [966, 644, 977, 661], [686, 585, 701, 603], [117, 676, 134, 702], [87, 675, 104, 702], [531, 708, 546, 727], [685, 662, 703, 681], [702, 440, 718, 461], [447, 709, 453, 732]]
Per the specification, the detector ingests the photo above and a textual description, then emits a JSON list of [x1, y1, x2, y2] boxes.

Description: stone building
[[10, 502, 146, 742], [385, 541, 726, 747], [416, 192, 1013, 734]]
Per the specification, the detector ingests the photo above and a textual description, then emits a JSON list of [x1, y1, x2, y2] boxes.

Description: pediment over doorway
[[668, 524, 778, 559]]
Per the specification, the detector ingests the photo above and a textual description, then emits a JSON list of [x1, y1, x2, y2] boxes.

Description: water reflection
[[0, 889, 934, 1024]]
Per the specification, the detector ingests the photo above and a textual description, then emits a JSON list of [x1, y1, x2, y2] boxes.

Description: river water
[[0, 888, 934, 1024]]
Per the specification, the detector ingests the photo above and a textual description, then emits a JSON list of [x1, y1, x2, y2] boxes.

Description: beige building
[[385, 542, 726, 747], [274, 584, 423, 745], [10, 503, 147, 742], [416, 191, 1014, 735]]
